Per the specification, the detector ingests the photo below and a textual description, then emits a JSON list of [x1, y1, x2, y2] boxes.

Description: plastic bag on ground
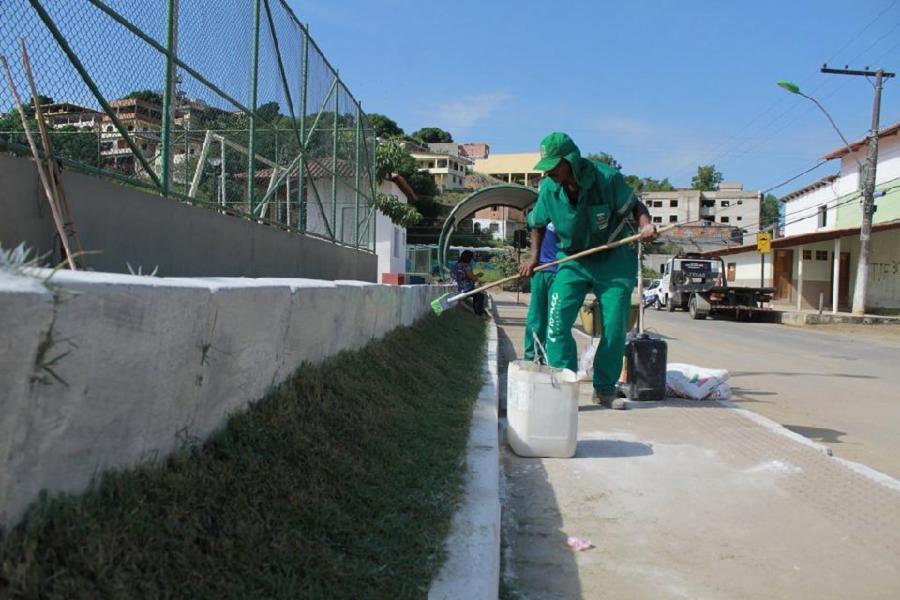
[[577, 340, 597, 382], [666, 363, 732, 401]]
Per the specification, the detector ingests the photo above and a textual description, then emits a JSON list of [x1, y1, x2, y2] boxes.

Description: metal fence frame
[[0, 0, 377, 252]]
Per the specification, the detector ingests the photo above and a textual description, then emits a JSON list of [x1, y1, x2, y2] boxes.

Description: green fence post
[[331, 76, 339, 242], [354, 102, 361, 249], [247, 0, 262, 213], [298, 27, 308, 231], [160, 0, 179, 196]]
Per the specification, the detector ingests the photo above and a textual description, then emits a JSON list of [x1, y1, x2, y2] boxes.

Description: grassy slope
[[0, 309, 486, 599]]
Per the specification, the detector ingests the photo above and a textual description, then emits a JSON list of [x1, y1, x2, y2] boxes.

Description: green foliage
[[411, 127, 453, 144], [374, 191, 422, 228], [0, 310, 487, 598], [368, 113, 404, 138], [691, 164, 723, 191], [124, 89, 163, 105], [642, 266, 661, 279], [586, 152, 622, 171], [375, 140, 416, 182], [587, 152, 674, 193], [761, 193, 779, 230], [406, 170, 439, 199], [52, 125, 100, 167]]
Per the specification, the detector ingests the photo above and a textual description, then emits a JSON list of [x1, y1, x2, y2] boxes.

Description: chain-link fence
[[0, 0, 377, 251]]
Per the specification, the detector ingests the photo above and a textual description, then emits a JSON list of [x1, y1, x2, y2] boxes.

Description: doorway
[[773, 249, 793, 302], [831, 251, 851, 310]]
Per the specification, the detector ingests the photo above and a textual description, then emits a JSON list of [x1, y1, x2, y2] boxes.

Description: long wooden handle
[[450, 224, 675, 302]]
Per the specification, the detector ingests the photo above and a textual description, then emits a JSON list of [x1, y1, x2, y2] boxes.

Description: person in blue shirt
[[521, 223, 559, 362], [450, 250, 484, 315]]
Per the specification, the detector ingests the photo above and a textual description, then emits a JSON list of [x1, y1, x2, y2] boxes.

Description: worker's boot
[[592, 389, 627, 410]]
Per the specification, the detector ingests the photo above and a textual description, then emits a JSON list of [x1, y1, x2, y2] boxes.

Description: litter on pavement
[[665, 363, 732, 401], [566, 536, 594, 552]]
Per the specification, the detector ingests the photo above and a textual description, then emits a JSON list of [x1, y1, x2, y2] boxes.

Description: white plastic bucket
[[506, 360, 579, 458]]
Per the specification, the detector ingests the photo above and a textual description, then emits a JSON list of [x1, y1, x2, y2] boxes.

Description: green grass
[[0, 309, 486, 599]]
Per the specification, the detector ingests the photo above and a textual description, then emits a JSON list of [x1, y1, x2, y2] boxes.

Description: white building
[[375, 175, 414, 281], [409, 149, 472, 191], [703, 121, 900, 312]]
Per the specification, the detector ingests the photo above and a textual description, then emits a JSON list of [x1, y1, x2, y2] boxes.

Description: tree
[[368, 113, 404, 139], [124, 90, 164, 106], [760, 193, 779, 231], [375, 140, 416, 181], [641, 177, 675, 192], [586, 152, 621, 171], [691, 165, 723, 191], [25, 94, 54, 116], [410, 127, 452, 144]]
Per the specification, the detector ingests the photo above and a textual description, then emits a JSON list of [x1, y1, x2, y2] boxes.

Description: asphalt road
[[642, 307, 900, 479]]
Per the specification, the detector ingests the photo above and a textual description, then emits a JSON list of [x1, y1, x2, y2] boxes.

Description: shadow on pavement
[[575, 439, 654, 458], [493, 297, 582, 599], [730, 371, 878, 380], [500, 427, 583, 600], [784, 424, 847, 444]]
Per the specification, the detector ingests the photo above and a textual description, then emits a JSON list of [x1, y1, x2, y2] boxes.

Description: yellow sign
[[757, 232, 772, 254]]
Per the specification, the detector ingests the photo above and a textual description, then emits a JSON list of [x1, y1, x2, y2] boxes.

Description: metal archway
[[437, 184, 539, 276]]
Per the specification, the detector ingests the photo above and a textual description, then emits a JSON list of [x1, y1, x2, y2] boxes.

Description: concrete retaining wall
[[0, 154, 376, 281], [0, 269, 447, 526]]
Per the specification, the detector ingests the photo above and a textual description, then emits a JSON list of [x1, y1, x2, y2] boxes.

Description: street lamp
[[776, 81, 862, 168], [207, 156, 223, 206]]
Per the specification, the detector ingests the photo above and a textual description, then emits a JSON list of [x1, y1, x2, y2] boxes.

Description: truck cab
[[656, 254, 723, 312]]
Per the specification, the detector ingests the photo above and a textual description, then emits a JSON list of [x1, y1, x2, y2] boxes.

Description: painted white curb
[[429, 319, 500, 600]]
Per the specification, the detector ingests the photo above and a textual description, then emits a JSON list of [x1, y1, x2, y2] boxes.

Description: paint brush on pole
[[431, 224, 674, 316]]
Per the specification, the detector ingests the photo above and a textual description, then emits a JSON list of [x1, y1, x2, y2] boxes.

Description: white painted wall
[[836, 134, 900, 196], [726, 251, 773, 287], [306, 178, 372, 247], [376, 180, 408, 280], [0, 270, 449, 526], [783, 182, 840, 236]]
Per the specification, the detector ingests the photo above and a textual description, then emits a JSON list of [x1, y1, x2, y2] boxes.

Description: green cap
[[533, 132, 581, 172]]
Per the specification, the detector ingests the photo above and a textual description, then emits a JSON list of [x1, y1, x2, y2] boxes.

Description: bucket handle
[[532, 333, 561, 388]]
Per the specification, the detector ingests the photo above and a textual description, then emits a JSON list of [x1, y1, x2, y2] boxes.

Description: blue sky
[[288, 0, 900, 195]]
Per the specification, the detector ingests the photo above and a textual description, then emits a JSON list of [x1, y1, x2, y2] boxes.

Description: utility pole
[[821, 65, 894, 315]]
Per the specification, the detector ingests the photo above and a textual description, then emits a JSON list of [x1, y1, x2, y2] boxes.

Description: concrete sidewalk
[[494, 292, 900, 599]]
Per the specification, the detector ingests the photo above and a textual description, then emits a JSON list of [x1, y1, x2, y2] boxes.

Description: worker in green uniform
[[522, 222, 559, 362], [520, 132, 656, 409]]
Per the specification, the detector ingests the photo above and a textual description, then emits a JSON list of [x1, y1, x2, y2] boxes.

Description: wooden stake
[[20, 39, 85, 264], [0, 52, 76, 270]]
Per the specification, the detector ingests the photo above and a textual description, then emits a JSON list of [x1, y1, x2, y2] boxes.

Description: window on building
[[702, 215, 714, 223], [106, 125, 113, 132], [737, 216, 742, 221], [489, 222, 499, 232], [652, 216, 663, 223], [802, 249, 812, 260], [816, 250, 829, 261], [669, 215, 678, 223], [721, 200, 730, 207], [720, 216, 730, 223], [727, 262, 736, 282], [701, 199, 715, 208], [817, 205, 827, 228], [653, 200, 664, 207], [670, 199, 678, 207], [737, 200, 743, 205]]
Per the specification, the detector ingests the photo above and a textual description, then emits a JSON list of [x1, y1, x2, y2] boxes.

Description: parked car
[[642, 279, 661, 307]]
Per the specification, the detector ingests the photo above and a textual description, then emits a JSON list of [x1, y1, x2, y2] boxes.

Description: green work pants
[[545, 246, 636, 393], [523, 270, 556, 362]]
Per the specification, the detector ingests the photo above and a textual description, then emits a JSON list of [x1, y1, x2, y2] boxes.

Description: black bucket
[[625, 333, 668, 401]]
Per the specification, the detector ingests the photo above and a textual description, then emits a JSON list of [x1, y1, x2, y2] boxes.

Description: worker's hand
[[518, 257, 539, 278], [639, 223, 658, 241]]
